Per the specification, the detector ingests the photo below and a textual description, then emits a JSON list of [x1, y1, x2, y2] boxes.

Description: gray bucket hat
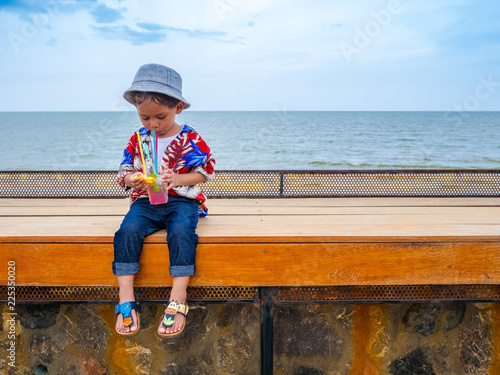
[[123, 63, 191, 109]]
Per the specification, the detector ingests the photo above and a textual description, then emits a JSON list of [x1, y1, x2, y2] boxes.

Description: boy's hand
[[161, 169, 179, 190], [128, 172, 147, 191]]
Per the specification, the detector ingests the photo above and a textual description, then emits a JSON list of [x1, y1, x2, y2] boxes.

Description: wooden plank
[[2, 242, 499, 287], [0, 198, 130, 207], [1, 197, 500, 208], [2, 205, 500, 217], [204, 214, 500, 224], [1, 216, 500, 241], [202, 197, 500, 208], [197, 205, 500, 216], [0, 206, 129, 216]]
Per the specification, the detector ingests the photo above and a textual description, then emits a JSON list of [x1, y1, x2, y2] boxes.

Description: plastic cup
[[147, 184, 168, 205]]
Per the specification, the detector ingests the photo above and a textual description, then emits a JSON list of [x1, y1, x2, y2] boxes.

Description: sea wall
[[1, 302, 499, 374]]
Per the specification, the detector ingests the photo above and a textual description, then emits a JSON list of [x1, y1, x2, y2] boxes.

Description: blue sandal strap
[[115, 301, 140, 315], [115, 301, 140, 328], [129, 301, 141, 313], [162, 314, 176, 328], [162, 301, 178, 328]]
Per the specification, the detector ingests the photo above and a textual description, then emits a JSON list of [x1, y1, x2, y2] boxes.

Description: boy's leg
[[113, 200, 164, 276], [115, 274, 138, 334], [158, 275, 190, 335], [158, 196, 199, 335], [164, 197, 199, 277], [113, 199, 164, 334]]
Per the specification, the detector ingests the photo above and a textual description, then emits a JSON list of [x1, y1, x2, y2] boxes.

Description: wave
[[306, 161, 494, 169]]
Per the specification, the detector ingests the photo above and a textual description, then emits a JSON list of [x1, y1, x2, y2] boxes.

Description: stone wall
[[273, 303, 500, 375], [1, 302, 499, 374]]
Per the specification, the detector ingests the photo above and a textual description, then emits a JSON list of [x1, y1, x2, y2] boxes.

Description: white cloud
[[0, 0, 499, 111]]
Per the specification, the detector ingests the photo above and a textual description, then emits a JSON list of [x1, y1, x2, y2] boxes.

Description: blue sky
[[1, 0, 499, 111]]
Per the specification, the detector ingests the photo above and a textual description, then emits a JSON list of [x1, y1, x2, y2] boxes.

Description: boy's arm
[[118, 133, 140, 190], [123, 171, 148, 191], [161, 169, 207, 190]]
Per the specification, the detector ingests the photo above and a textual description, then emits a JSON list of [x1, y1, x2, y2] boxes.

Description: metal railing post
[[279, 172, 284, 197], [260, 287, 274, 375]]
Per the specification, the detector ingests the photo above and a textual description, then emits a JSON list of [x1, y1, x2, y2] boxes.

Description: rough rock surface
[[389, 347, 436, 375], [17, 304, 60, 330], [274, 306, 342, 357], [402, 302, 466, 336]]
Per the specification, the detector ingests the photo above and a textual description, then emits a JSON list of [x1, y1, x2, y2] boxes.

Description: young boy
[[113, 63, 215, 338]]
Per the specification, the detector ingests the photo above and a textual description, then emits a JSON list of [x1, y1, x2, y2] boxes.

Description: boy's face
[[136, 99, 184, 138]]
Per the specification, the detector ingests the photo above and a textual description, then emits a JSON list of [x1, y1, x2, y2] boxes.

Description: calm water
[[2, 111, 499, 170]]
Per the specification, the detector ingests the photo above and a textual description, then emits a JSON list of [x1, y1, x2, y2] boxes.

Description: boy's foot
[[157, 300, 188, 337], [115, 300, 141, 337]]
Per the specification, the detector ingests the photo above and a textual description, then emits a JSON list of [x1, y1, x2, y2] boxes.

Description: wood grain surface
[[1, 197, 499, 287]]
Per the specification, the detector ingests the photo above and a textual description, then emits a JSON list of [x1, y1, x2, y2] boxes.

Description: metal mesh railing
[[274, 285, 500, 303], [2, 285, 500, 303], [281, 170, 500, 197], [1, 170, 499, 198], [0, 286, 258, 303]]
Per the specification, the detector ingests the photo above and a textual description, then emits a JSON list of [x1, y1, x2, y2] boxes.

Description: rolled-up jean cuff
[[113, 261, 140, 276], [170, 265, 196, 277]]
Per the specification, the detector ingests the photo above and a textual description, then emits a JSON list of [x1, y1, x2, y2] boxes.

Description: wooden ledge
[[1, 197, 499, 288]]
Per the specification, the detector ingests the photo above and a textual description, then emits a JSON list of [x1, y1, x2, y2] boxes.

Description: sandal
[[115, 297, 141, 337], [157, 301, 189, 338]]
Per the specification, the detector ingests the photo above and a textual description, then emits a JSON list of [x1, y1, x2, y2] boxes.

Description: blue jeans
[[113, 196, 199, 277]]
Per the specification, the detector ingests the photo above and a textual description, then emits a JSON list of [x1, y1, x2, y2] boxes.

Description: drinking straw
[[152, 130, 158, 174], [155, 132, 159, 171], [143, 143, 156, 175], [136, 132, 148, 176]]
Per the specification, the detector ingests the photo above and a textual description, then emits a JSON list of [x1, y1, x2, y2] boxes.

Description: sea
[[2, 111, 499, 171]]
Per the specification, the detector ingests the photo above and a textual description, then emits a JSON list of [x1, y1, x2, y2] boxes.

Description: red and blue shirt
[[118, 124, 216, 217]]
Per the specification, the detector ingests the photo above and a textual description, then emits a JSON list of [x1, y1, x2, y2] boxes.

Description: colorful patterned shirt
[[118, 124, 216, 217]]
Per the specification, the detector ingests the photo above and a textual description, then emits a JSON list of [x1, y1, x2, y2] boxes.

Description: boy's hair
[[124, 91, 181, 108]]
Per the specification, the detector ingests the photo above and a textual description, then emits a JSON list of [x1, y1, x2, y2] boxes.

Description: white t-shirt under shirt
[[156, 133, 179, 165]]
